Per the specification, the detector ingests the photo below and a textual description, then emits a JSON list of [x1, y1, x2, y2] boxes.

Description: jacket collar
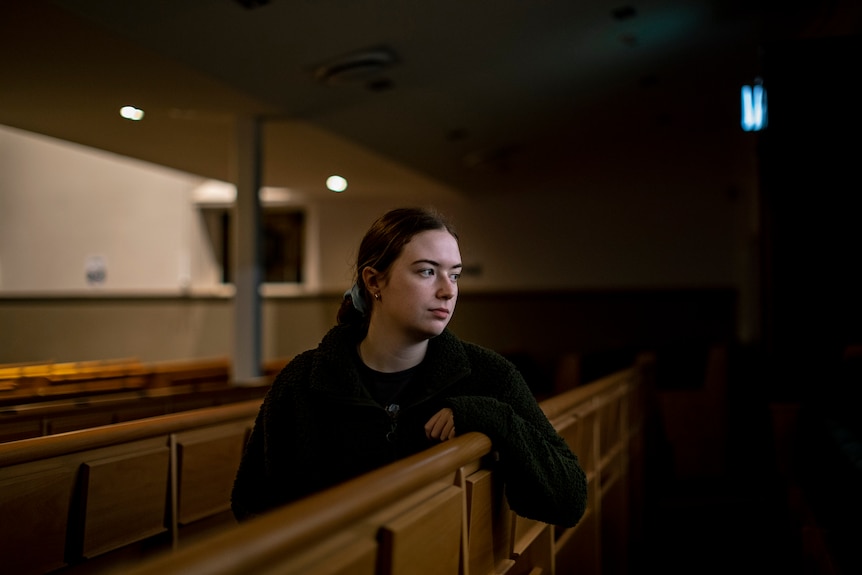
[[309, 324, 471, 400]]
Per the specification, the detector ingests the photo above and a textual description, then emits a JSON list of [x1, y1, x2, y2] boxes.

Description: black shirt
[[353, 348, 419, 411]]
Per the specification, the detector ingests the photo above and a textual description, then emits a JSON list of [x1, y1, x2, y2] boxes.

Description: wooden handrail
[[124, 432, 494, 575], [0, 398, 262, 466], [540, 367, 636, 421]]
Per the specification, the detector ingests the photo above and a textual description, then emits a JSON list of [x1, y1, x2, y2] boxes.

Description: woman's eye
[[449, 273, 460, 282], [419, 269, 434, 277]]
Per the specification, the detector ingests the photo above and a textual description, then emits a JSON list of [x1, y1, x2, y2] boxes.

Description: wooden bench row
[[0, 356, 288, 407], [0, 354, 651, 574], [0, 380, 271, 444], [123, 357, 651, 575], [0, 357, 287, 444], [0, 357, 151, 398], [0, 399, 263, 574]]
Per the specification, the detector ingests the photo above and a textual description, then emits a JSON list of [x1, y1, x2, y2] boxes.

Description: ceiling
[[1, 0, 857, 203]]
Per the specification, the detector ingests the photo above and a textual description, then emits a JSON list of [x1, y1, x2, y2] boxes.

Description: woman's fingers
[[425, 408, 455, 441]]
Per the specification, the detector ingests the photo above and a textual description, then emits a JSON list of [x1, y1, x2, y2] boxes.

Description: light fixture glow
[[120, 106, 145, 121], [326, 175, 348, 192], [740, 82, 767, 132]]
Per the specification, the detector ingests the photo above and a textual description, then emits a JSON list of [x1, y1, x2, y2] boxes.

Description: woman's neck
[[359, 327, 428, 373]]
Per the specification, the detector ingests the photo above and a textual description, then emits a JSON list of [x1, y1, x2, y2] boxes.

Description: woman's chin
[[411, 323, 448, 341]]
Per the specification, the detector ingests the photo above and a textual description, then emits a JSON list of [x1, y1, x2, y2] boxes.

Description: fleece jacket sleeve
[[446, 374, 588, 527]]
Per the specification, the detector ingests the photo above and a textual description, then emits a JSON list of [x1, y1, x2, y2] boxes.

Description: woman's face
[[368, 229, 462, 342]]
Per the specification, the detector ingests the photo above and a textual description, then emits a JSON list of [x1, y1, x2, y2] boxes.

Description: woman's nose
[[438, 278, 456, 299]]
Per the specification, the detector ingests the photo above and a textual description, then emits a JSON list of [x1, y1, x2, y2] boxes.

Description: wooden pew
[[119, 357, 651, 575], [0, 357, 284, 443], [0, 355, 650, 574], [0, 381, 271, 443], [0, 357, 148, 405], [0, 356, 287, 409], [0, 399, 262, 574], [146, 357, 232, 389]]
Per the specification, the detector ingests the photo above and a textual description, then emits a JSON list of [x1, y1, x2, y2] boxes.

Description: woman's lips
[[430, 308, 450, 319]]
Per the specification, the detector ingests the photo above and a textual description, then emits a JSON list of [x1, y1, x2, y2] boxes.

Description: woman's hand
[[424, 407, 456, 441]]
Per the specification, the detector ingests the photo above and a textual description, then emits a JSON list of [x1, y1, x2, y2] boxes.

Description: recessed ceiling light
[[326, 175, 348, 192], [120, 106, 144, 121]]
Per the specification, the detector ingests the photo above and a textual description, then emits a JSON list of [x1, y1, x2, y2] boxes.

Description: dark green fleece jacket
[[230, 324, 587, 527]]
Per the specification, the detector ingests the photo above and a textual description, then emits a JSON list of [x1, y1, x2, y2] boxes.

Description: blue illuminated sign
[[741, 82, 767, 132]]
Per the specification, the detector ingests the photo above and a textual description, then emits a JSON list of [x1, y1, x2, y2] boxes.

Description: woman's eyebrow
[[412, 259, 463, 269]]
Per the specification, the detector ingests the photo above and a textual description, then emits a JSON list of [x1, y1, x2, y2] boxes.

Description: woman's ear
[[362, 267, 380, 292]]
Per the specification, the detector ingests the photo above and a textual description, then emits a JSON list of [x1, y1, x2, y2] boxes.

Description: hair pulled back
[[337, 207, 458, 327]]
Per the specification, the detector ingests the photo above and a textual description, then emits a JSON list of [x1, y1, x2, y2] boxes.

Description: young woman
[[231, 207, 587, 527]]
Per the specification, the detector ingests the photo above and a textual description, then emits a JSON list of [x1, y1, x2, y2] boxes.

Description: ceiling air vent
[[312, 46, 398, 87]]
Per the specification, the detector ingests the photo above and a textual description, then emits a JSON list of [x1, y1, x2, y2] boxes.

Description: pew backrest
[[0, 399, 263, 574], [0, 380, 270, 443]]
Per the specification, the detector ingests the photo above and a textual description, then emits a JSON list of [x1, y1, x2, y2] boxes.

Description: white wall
[[0, 125, 211, 293], [0, 121, 759, 312]]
